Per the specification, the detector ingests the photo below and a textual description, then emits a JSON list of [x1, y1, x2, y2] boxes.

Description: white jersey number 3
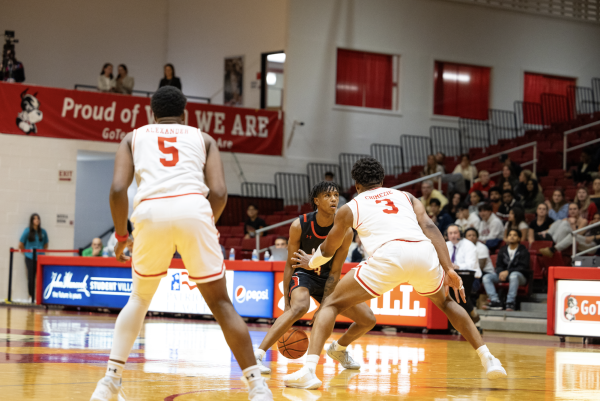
[[375, 198, 399, 214]]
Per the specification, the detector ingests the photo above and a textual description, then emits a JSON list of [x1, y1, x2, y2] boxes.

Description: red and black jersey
[[297, 211, 335, 278]]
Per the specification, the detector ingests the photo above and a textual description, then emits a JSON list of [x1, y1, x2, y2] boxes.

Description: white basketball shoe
[[283, 366, 322, 389], [90, 377, 126, 401], [326, 341, 360, 369], [255, 352, 271, 374], [482, 354, 508, 379]]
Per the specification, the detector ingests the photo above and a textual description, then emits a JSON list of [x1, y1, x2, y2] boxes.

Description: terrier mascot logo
[[16, 88, 43, 134]]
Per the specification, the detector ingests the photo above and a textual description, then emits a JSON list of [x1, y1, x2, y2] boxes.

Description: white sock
[[333, 341, 347, 352], [255, 348, 266, 361], [242, 365, 263, 391], [305, 354, 320, 371], [476, 345, 491, 364], [105, 360, 124, 385]]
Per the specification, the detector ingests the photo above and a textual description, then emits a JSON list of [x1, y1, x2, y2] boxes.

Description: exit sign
[[59, 170, 73, 182]]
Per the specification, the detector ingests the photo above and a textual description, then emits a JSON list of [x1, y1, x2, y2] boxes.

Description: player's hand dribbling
[[445, 268, 466, 304], [114, 241, 130, 263]]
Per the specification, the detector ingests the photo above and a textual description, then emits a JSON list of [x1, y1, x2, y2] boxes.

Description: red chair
[[530, 241, 553, 252], [224, 237, 242, 248], [265, 215, 283, 226], [241, 238, 256, 251], [540, 176, 556, 188], [230, 226, 245, 237], [260, 236, 273, 249], [218, 226, 232, 235], [525, 213, 535, 223], [548, 169, 564, 177], [556, 178, 573, 188], [565, 187, 578, 201], [489, 254, 533, 298], [284, 205, 299, 213]]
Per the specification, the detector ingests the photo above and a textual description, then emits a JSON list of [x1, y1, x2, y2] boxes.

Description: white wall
[[0, 0, 168, 92]]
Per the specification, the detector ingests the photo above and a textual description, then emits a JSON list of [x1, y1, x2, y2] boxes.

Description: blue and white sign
[[232, 271, 274, 318], [42, 265, 132, 308]]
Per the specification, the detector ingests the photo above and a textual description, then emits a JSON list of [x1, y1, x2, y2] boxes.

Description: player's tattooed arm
[[202, 132, 228, 222], [283, 219, 302, 310], [410, 194, 466, 302]]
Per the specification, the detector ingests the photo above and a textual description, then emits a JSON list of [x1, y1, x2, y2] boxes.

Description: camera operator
[[2, 31, 25, 83]]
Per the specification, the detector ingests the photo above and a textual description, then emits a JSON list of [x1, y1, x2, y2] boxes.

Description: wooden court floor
[[1, 307, 599, 400]]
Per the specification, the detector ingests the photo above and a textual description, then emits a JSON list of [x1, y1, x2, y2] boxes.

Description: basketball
[[277, 328, 309, 359]]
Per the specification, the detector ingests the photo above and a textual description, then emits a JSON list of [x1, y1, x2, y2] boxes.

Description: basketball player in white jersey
[[285, 158, 507, 389], [91, 87, 272, 401]]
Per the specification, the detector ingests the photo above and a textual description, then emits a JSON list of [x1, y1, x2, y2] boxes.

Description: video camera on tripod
[[3, 30, 18, 59], [1, 30, 25, 82]]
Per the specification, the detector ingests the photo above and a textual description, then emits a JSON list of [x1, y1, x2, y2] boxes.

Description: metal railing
[[253, 172, 443, 254], [339, 153, 370, 191], [370, 143, 403, 177], [274, 172, 310, 206], [401, 135, 431, 171], [306, 163, 340, 189], [431, 127, 462, 157], [241, 182, 278, 198], [489, 109, 519, 141], [74, 84, 211, 103], [562, 119, 600, 170], [459, 118, 492, 149], [541, 93, 571, 125], [568, 85, 597, 117], [471, 141, 538, 181], [572, 221, 600, 257], [514, 101, 545, 135]]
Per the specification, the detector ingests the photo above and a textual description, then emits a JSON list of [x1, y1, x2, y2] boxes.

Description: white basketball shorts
[[130, 194, 224, 283], [353, 240, 445, 297]]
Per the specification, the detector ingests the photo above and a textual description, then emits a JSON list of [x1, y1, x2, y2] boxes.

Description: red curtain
[[524, 72, 575, 104], [336, 49, 393, 110], [434, 61, 490, 120]]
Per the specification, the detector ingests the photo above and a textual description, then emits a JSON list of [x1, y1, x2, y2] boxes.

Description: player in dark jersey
[[254, 181, 376, 374]]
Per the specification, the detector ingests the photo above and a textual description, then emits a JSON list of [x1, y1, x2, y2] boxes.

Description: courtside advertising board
[[555, 280, 600, 337]]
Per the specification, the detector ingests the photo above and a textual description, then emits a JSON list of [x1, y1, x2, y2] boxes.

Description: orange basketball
[[277, 328, 309, 359]]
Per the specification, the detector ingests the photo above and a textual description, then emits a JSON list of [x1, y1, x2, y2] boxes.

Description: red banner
[[0, 82, 284, 156]]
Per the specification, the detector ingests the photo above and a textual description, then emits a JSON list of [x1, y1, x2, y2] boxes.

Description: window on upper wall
[[336, 49, 398, 110], [433, 61, 491, 120]]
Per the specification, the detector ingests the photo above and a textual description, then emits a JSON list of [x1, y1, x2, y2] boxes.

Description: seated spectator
[[496, 165, 519, 192], [482, 229, 530, 311], [477, 203, 504, 249], [501, 180, 514, 194], [515, 169, 534, 201], [539, 202, 589, 257], [546, 189, 569, 221], [323, 172, 347, 207], [442, 192, 462, 221], [468, 190, 484, 215], [429, 198, 453, 235], [522, 179, 545, 214], [1, 48, 25, 82], [575, 187, 598, 221], [528, 203, 554, 243], [268, 236, 288, 261], [244, 204, 266, 239], [446, 224, 480, 322], [500, 154, 522, 177], [419, 180, 448, 213], [82, 238, 104, 257], [568, 150, 597, 184], [435, 152, 466, 194], [488, 187, 502, 213], [503, 207, 528, 242], [114, 64, 134, 95], [159, 63, 182, 90], [497, 189, 519, 221], [584, 213, 600, 252], [98, 63, 115, 92], [422, 154, 444, 176], [453, 154, 478, 188], [469, 170, 495, 198], [465, 227, 495, 286], [455, 205, 480, 232], [590, 178, 600, 209]]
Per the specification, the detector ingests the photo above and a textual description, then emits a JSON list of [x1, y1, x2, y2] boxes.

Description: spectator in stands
[[497, 189, 518, 221], [501, 180, 514, 193], [442, 192, 462, 221], [268, 237, 288, 261], [423, 154, 444, 176], [18, 213, 48, 302], [429, 198, 453, 235], [477, 203, 504, 249], [323, 172, 347, 206], [584, 213, 600, 250], [539, 202, 589, 257], [500, 154, 522, 177], [590, 178, 600, 209], [465, 227, 495, 283], [469, 170, 495, 198], [497, 165, 519, 191], [114, 64, 134, 95], [468, 190, 484, 215], [446, 224, 480, 323], [1, 48, 25, 82], [482, 229, 530, 311], [575, 187, 598, 221], [503, 207, 528, 242], [568, 150, 597, 184], [489, 187, 502, 213], [453, 154, 478, 188], [436, 153, 466, 194], [98, 63, 115, 92], [159, 63, 182, 90], [522, 179, 545, 214], [82, 238, 104, 257], [546, 189, 569, 221], [244, 204, 266, 239], [455, 205, 480, 232], [515, 169, 534, 200], [528, 203, 554, 243], [419, 180, 448, 213]]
